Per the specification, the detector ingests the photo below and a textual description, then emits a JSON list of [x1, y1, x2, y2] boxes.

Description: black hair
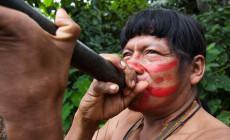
[[120, 8, 206, 63]]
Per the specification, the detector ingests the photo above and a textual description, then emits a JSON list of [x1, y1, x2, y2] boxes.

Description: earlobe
[[190, 55, 205, 85]]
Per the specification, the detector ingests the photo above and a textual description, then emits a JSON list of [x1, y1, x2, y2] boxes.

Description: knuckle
[[92, 80, 105, 93]]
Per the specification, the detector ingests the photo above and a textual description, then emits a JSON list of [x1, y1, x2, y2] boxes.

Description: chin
[[128, 96, 171, 113], [128, 100, 154, 112]]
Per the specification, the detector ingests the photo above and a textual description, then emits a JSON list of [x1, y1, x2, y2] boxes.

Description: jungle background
[[0, 0, 230, 139]]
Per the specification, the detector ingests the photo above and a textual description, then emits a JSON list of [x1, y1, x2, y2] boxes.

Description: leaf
[[200, 77, 207, 87], [70, 91, 84, 107], [62, 102, 74, 121], [217, 111, 230, 126], [69, 68, 78, 75], [63, 89, 72, 103], [208, 99, 222, 115], [214, 75, 230, 92], [73, 75, 92, 94], [205, 81, 217, 91], [204, 75, 230, 92], [63, 119, 72, 131], [206, 48, 220, 63], [207, 43, 216, 51], [206, 63, 219, 72], [71, 75, 92, 107], [43, 0, 53, 6]]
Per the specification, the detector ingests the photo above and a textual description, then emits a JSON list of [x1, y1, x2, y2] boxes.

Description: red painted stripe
[[145, 60, 177, 73], [144, 84, 179, 98]]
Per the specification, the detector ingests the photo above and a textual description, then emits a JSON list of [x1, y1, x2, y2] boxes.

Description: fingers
[[88, 79, 119, 97], [100, 54, 136, 89], [123, 65, 136, 89], [100, 54, 126, 70], [55, 8, 81, 41]]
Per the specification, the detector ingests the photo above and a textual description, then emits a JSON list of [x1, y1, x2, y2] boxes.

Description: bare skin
[[0, 7, 80, 140], [67, 36, 229, 140]]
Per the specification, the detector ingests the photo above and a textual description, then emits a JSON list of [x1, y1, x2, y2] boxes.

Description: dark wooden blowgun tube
[[0, 0, 125, 89]]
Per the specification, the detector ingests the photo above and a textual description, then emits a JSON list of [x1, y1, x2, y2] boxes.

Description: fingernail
[[132, 80, 135, 87], [110, 85, 117, 91], [121, 60, 126, 68]]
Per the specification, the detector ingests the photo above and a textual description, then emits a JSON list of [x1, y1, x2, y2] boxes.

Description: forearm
[[65, 111, 101, 140], [4, 105, 63, 140]]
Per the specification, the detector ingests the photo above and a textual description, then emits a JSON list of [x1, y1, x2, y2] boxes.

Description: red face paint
[[134, 55, 140, 60], [127, 62, 145, 72], [154, 77, 163, 84], [145, 60, 177, 73], [166, 75, 172, 81], [144, 84, 179, 98], [131, 84, 179, 111], [131, 92, 150, 111]]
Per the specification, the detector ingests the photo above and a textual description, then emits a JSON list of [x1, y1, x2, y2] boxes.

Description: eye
[[146, 50, 159, 55], [122, 52, 132, 58]]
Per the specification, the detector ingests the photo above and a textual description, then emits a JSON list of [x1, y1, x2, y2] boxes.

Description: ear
[[190, 55, 205, 85]]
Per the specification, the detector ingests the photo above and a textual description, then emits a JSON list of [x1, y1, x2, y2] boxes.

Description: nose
[[127, 62, 145, 75]]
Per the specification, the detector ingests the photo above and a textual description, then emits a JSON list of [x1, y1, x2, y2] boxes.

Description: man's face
[[122, 35, 190, 111]]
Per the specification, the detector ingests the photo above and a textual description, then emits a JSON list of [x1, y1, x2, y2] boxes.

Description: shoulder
[[185, 107, 228, 129], [184, 107, 230, 140]]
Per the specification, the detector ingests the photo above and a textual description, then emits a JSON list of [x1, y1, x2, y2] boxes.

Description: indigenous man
[[0, 5, 229, 140]]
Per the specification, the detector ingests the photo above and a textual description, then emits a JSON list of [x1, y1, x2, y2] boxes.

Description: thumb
[[55, 8, 81, 40]]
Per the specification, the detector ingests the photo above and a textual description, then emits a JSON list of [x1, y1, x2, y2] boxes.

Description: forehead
[[123, 36, 170, 52]]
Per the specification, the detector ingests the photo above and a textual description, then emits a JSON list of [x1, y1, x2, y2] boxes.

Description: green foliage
[[217, 111, 230, 126], [195, 5, 230, 121], [62, 73, 92, 131]]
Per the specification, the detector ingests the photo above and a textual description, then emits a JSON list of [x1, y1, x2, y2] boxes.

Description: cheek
[[154, 77, 164, 84], [145, 60, 177, 86], [144, 60, 177, 73], [130, 60, 179, 111], [152, 56, 163, 61], [166, 74, 173, 81]]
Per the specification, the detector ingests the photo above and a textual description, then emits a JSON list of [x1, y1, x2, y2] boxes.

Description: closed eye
[[146, 50, 160, 55]]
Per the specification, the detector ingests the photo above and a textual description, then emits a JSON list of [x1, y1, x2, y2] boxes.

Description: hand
[[77, 54, 148, 123], [0, 7, 80, 139]]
